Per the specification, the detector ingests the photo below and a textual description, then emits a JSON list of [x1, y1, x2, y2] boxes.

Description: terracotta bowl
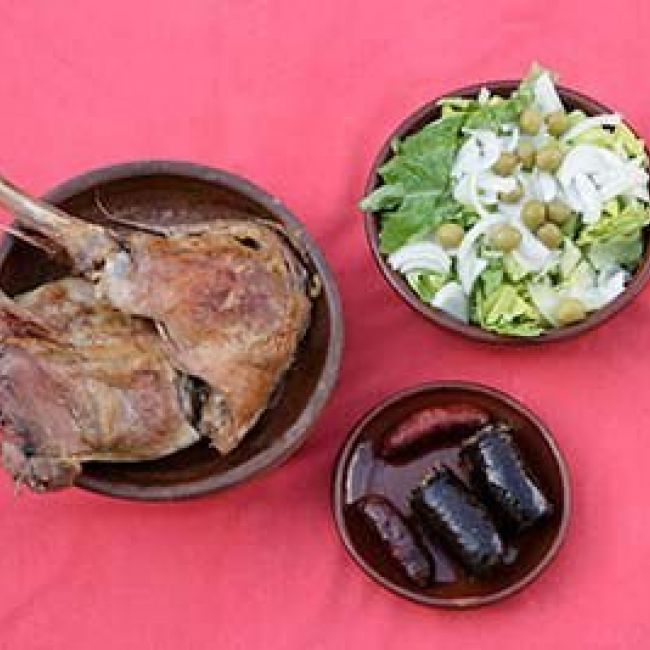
[[0, 161, 343, 500], [332, 381, 571, 608], [363, 81, 650, 344]]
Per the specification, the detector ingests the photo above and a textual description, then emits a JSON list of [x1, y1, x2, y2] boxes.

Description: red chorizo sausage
[[381, 404, 490, 458]]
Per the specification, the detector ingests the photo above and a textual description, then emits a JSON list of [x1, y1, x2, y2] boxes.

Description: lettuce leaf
[[378, 114, 465, 191], [588, 236, 644, 271], [560, 238, 582, 279], [561, 213, 580, 239], [573, 123, 647, 163], [463, 86, 534, 131], [358, 184, 405, 212], [379, 195, 476, 253], [578, 198, 650, 245], [503, 253, 529, 283], [406, 270, 448, 302], [360, 113, 472, 254], [480, 266, 505, 296], [473, 283, 544, 337]]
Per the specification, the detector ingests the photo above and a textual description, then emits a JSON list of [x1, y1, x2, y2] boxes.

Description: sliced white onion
[[556, 144, 647, 222], [456, 170, 521, 209], [559, 178, 585, 213], [528, 283, 560, 325], [468, 173, 493, 219], [480, 172, 519, 194], [597, 168, 630, 202], [533, 171, 558, 202], [560, 238, 582, 279], [497, 202, 523, 218], [474, 172, 518, 205], [574, 173, 603, 223], [528, 265, 626, 325], [630, 183, 650, 202], [622, 162, 650, 201], [453, 130, 501, 176], [500, 125, 520, 152], [557, 145, 626, 185], [509, 218, 555, 272], [452, 174, 473, 206], [398, 258, 447, 274], [570, 268, 627, 310], [561, 113, 622, 142], [431, 282, 469, 323], [457, 214, 508, 293], [533, 72, 563, 115], [388, 242, 451, 275]]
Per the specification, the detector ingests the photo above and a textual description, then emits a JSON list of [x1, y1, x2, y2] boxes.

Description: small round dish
[[332, 381, 570, 608], [363, 81, 650, 344], [0, 160, 343, 500]]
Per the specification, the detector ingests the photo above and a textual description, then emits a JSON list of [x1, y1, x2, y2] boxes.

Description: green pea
[[521, 200, 547, 230], [535, 143, 564, 173], [516, 141, 536, 171], [546, 110, 569, 137], [490, 224, 522, 252], [435, 223, 465, 249], [556, 297, 587, 326], [536, 222, 563, 249], [492, 152, 519, 176], [547, 199, 572, 225], [519, 108, 543, 135]]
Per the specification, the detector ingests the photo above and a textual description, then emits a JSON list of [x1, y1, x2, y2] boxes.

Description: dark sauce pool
[[332, 382, 570, 608]]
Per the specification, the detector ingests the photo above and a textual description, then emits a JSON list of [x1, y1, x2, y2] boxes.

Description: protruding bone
[[0, 176, 117, 272]]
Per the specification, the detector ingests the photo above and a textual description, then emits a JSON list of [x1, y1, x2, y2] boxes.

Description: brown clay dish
[[0, 161, 343, 500], [332, 381, 570, 608], [363, 81, 650, 344]]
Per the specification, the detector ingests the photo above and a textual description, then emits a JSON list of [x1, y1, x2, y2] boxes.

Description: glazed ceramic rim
[[363, 81, 650, 344], [2, 160, 344, 500], [331, 381, 571, 608]]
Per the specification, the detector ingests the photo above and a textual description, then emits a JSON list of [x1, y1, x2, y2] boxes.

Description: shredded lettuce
[[503, 253, 529, 283], [480, 266, 505, 297], [570, 123, 647, 164], [463, 87, 534, 131], [475, 283, 544, 336], [406, 271, 448, 302], [588, 236, 644, 271], [560, 238, 582, 279], [578, 198, 650, 245]]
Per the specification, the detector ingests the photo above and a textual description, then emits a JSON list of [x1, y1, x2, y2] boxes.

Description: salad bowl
[[363, 77, 650, 344]]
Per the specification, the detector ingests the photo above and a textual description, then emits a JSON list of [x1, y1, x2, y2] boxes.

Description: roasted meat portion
[[0, 279, 201, 491], [0, 176, 311, 457], [99, 221, 311, 452]]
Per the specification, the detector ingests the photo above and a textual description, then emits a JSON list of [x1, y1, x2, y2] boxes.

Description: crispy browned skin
[[101, 222, 311, 452], [0, 279, 200, 491], [0, 178, 311, 455]]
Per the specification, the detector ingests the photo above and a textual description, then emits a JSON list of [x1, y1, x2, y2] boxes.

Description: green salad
[[361, 65, 650, 336]]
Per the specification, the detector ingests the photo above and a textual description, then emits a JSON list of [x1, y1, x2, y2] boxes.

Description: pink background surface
[[1, 1, 649, 648]]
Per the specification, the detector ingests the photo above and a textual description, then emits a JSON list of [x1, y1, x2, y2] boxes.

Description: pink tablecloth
[[1, 1, 649, 648]]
